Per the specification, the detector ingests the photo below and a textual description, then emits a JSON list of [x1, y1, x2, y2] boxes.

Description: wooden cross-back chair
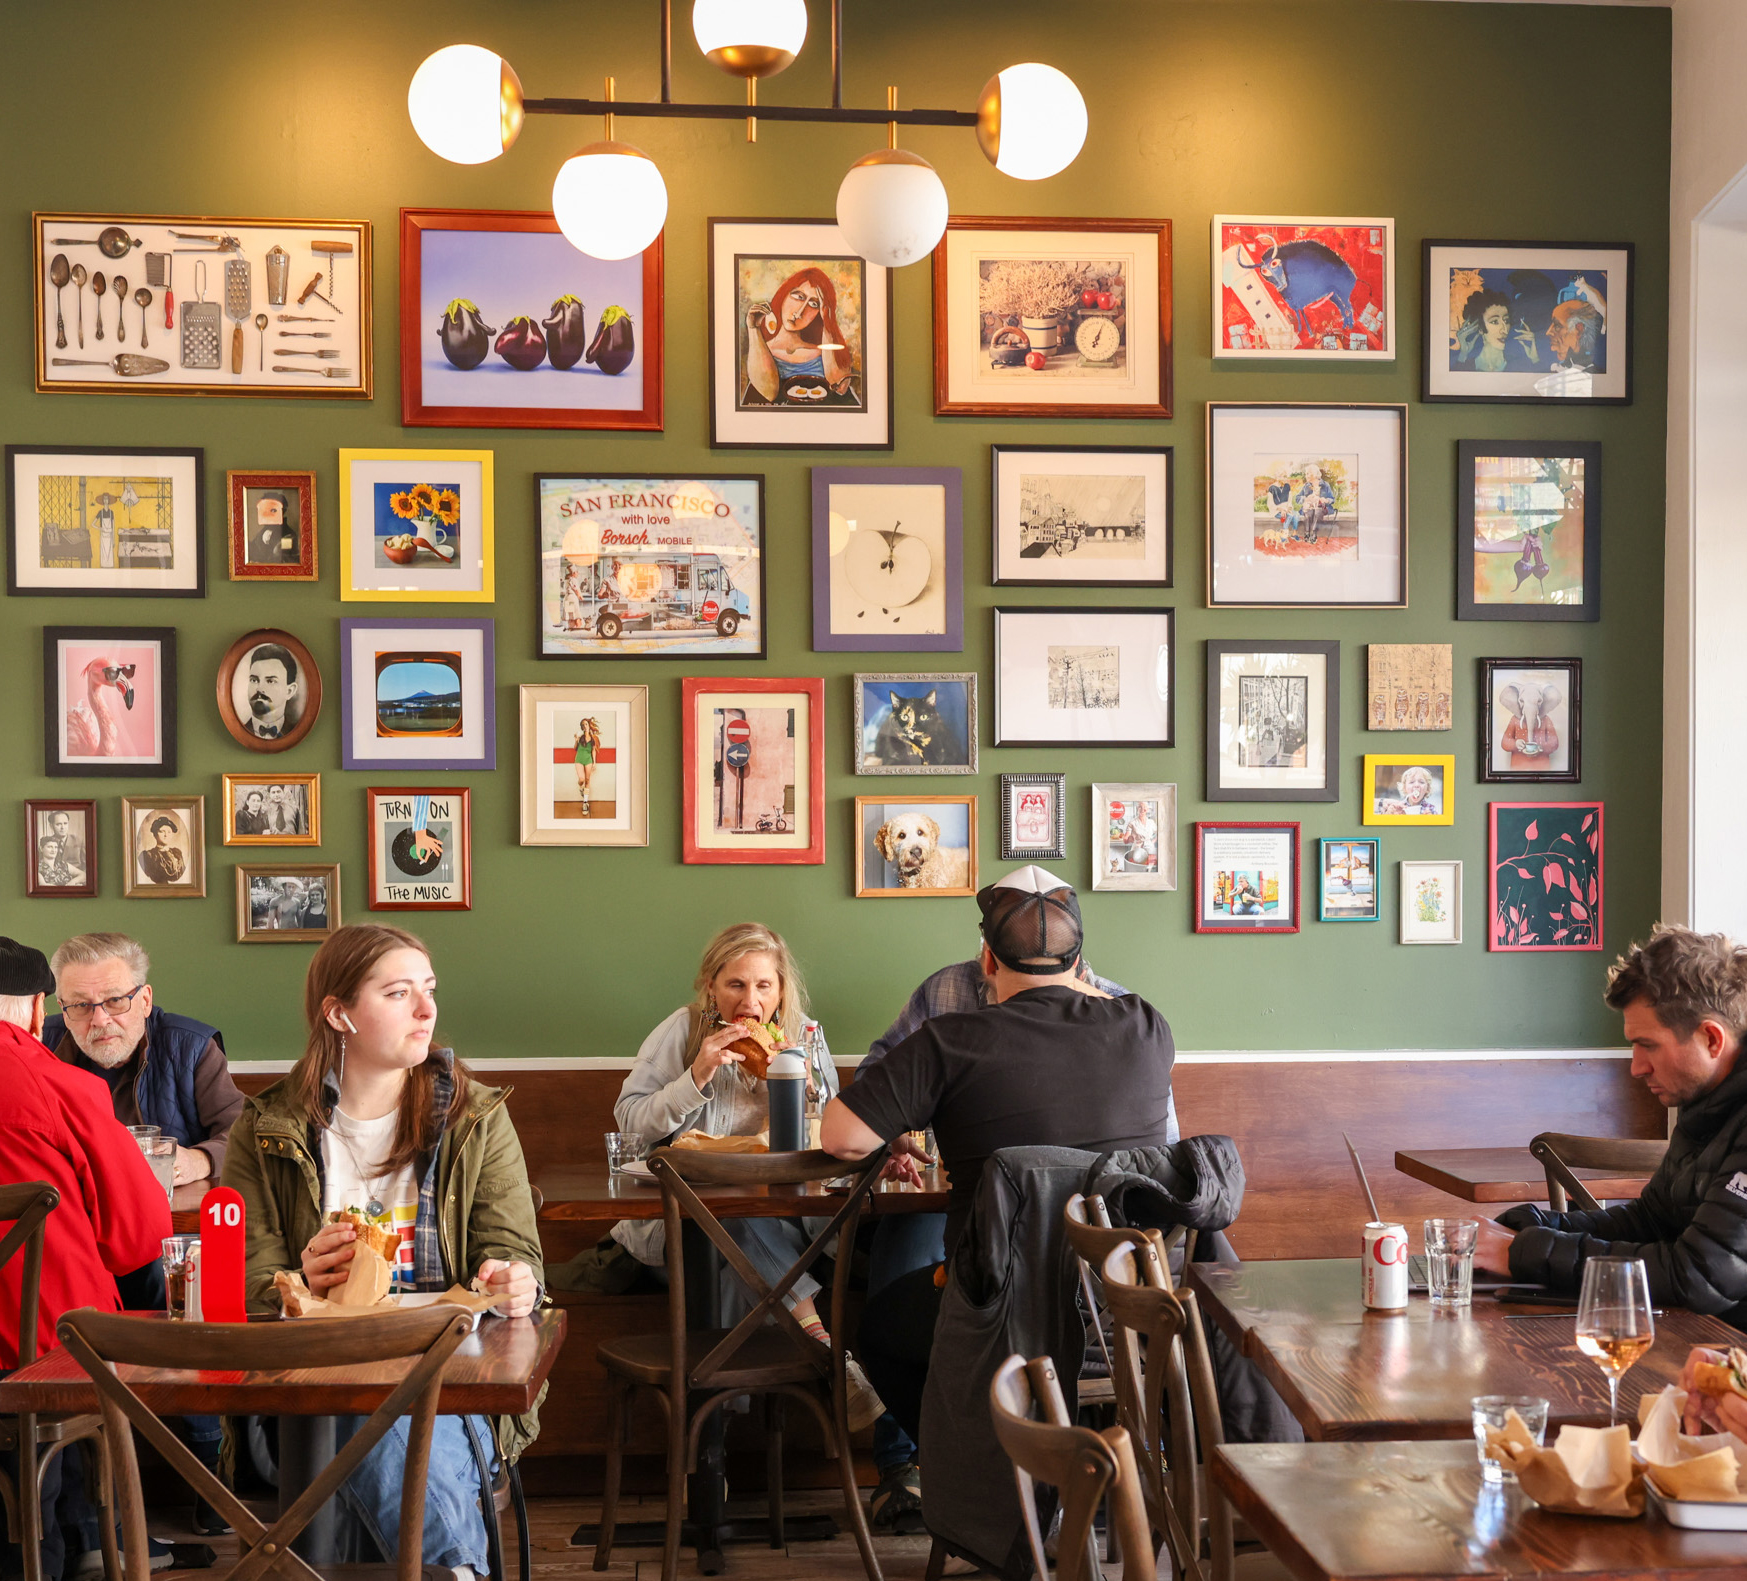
[[1528, 1131, 1668, 1212], [593, 1146, 887, 1581], [0, 1182, 119, 1581], [57, 1303, 473, 1581], [988, 1354, 1154, 1581]]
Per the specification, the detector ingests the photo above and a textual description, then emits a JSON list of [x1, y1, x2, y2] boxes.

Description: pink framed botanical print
[[1488, 801, 1602, 951]]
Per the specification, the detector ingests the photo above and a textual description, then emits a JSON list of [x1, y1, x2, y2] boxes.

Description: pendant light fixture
[[407, 1, 1087, 264]]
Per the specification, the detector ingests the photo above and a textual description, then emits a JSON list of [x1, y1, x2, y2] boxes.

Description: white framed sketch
[[1400, 859, 1463, 945], [991, 445, 1171, 587]]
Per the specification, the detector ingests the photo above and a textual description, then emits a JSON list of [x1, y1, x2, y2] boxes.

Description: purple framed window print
[[811, 467, 963, 652], [340, 617, 495, 771]]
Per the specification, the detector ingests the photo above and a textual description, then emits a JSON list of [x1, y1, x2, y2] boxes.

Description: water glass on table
[[605, 1132, 648, 1173], [1424, 1217, 1480, 1306], [1471, 1395, 1549, 1483], [133, 1130, 176, 1201], [161, 1234, 198, 1320]]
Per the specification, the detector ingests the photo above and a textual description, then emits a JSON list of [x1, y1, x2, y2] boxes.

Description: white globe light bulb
[[692, 0, 808, 77], [835, 150, 950, 269], [407, 44, 524, 165], [976, 62, 1087, 181], [551, 143, 670, 261]]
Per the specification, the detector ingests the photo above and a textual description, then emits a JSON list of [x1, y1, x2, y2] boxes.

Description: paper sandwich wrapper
[[1637, 1386, 1747, 1503], [668, 1130, 769, 1154], [274, 1253, 505, 1320]]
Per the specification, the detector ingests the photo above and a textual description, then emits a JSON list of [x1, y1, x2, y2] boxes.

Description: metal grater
[[180, 259, 221, 369], [224, 259, 251, 374]]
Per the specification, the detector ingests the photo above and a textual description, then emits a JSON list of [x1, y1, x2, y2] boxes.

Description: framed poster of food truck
[[534, 473, 766, 659]]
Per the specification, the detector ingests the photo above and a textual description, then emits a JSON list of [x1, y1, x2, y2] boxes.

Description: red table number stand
[[199, 1187, 247, 1323]]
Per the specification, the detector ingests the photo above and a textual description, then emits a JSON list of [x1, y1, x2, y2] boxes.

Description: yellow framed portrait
[[1363, 753, 1455, 827], [338, 448, 494, 602]]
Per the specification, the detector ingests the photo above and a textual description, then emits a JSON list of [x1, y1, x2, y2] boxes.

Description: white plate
[[617, 1160, 657, 1183], [1646, 1479, 1747, 1529]]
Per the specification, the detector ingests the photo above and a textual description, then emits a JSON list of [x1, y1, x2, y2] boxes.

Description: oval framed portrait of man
[[216, 628, 323, 753]]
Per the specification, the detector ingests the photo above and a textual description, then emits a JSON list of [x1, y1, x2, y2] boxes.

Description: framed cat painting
[[853, 673, 976, 775]]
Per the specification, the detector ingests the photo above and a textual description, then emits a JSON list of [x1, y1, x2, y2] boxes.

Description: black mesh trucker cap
[[976, 864, 1084, 975]]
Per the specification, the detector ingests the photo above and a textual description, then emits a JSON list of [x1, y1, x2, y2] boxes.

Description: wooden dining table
[[1394, 1147, 1653, 1205], [169, 1180, 204, 1235], [1188, 1257, 1743, 1441]]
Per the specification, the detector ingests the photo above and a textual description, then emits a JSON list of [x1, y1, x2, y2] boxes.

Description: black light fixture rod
[[526, 97, 975, 127], [660, 0, 673, 104], [831, 0, 843, 110]]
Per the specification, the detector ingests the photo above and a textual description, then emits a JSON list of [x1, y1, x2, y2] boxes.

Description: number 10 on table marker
[[199, 1186, 247, 1323]]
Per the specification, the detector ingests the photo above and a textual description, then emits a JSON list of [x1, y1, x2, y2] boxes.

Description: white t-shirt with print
[[321, 1107, 420, 1292]]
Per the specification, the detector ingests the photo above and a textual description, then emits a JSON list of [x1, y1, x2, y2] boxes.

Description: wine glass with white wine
[[1574, 1256, 1655, 1425]]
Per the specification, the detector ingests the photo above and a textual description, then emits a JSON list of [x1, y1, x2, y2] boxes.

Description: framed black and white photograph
[[215, 629, 322, 754], [236, 863, 341, 943], [44, 626, 177, 778], [991, 445, 1172, 587], [1092, 783, 1177, 892], [221, 773, 320, 848], [999, 773, 1066, 862], [1205, 640, 1339, 803], [1457, 439, 1601, 623], [1193, 821, 1300, 935], [1205, 403, 1407, 608], [24, 799, 97, 899], [854, 674, 976, 775], [812, 468, 963, 652], [121, 795, 204, 900], [1424, 240, 1632, 405], [994, 607, 1175, 748], [1480, 658, 1581, 783]]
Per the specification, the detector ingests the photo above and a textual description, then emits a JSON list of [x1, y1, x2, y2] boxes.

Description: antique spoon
[[111, 275, 127, 342], [49, 253, 69, 349], [70, 262, 86, 347], [134, 286, 152, 348], [254, 311, 267, 371], [91, 271, 106, 341]]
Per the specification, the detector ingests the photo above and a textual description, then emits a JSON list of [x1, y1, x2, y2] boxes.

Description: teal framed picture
[[1318, 836, 1379, 922]]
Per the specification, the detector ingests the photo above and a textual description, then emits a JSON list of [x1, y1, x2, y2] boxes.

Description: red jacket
[[0, 1018, 171, 1366]]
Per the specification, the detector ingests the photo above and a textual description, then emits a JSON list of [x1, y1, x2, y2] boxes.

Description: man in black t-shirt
[[821, 868, 1175, 1441]]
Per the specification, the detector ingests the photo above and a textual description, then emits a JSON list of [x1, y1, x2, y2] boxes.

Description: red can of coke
[[1362, 1221, 1409, 1310]]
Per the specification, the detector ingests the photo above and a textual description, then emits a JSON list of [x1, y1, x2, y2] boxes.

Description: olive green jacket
[[222, 1068, 548, 1460]]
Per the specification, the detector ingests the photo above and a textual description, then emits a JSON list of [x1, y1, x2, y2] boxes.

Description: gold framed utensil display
[[34, 212, 372, 399]]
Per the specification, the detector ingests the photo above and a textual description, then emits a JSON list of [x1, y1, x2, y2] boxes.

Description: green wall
[[0, 1, 1670, 1060]]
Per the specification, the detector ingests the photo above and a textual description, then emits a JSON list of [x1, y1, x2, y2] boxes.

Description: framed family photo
[[933, 216, 1172, 419], [1401, 859, 1463, 944], [854, 674, 976, 775], [1368, 643, 1453, 731], [8, 446, 204, 598], [812, 468, 963, 652], [1204, 639, 1339, 803], [1489, 801, 1602, 952], [994, 607, 1175, 748], [519, 683, 649, 848], [24, 800, 97, 899], [1424, 240, 1632, 404], [1481, 658, 1581, 783], [1206, 403, 1407, 608], [708, 218, 892, 450], [999, 773, 1066, 863], [682, 676, 825, 865], [1457, 439, 1601, 622], [215, 630, 321, 754], [1364, 754, 1456, 827], [1213, 216, 1394, 359], [535, 473, 765, 659], [1318, 837, 1379, 923], [991, 445, 1172, 588], [339, 448, 494, 603], [43, 626, 176, 778], [339, 617, 495, 772], [1193, 821, 1300, 935], [855, 795, 977, 898], [400, 207, 663, 432], [121, 795, 204, 899], [1091, 783, 1176, 892], [365, 787, 472, 912], [227, 470, 316, 581], [236, 863, 340, 943], [221, 773, 320, 847]]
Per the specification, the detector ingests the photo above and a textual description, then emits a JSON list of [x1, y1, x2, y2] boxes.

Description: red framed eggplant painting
[[681, 676, 825, 865], [400, 209, 662, 431]]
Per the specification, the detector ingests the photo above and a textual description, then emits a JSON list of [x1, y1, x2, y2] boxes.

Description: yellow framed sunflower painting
[[338, 448, 495, 602]]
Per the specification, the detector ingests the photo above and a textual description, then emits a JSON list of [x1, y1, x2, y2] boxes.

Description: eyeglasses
[[58, 983, 146, 1023]]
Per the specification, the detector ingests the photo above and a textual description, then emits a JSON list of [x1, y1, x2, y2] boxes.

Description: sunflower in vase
[[383, 485, 461, 565]]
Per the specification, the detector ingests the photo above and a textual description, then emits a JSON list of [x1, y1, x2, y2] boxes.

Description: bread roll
[[725, 1020, 782, 1080]]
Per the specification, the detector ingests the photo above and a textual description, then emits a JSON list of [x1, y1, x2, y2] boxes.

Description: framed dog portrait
[[1401, 859, 1463, 945], [1193, 821, 1300, 935], [339, 618, 495, 773], [121, 795, 204, 899], [1364, 754, 1456, 828], [1457, 440, 1601, 622], [215, 630, 322, 754], [1481, 658, 1581, 783], [227, 470, 317, 581], [682, 676, 825, 865], [24, 800, 97, 899], [708, 218, 893, 450], [999, 773, 1066, 863], [855, 796, 978, 898], [992, 445, 1172, 588], [1204, 640, 1339, 803], [1319, 837, 1379, 923], [994, 607, 1175, 748], [1489, 801, 1602, 952], [1367, 644, 1453, 732], [8, 446, 204, 598], [519, 683, 649, 848], [1212, 216, 1394, 360], [1092, 783, 1177, 893], [222, 773, 320, 848], [812, 467, 964, 652], [854, 674, 976, 775], [43, 626, 177, 778], [236, 863, 341, 943], [339, 448, 494, 602], [365, 787, 471, 911]]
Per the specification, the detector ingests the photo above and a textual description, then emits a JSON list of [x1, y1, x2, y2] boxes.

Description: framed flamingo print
[[43, 626, 177, 777]]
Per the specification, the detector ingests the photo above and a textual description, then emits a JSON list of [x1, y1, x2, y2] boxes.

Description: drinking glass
[[160, 1234, 198, 1320], [126, 1124, 161, 1142], [605, 1132, 647, 1173], [140, 1136, 176, 1201], [1471, 1395, 1549, 1483], [1574, 1256, 1655, 1424], [1424, 1218, 1480, 1307]]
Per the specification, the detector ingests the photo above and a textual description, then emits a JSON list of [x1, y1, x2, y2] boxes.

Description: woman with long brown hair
[[225, 923, 543, 1581], [741, 265, 861, 407]]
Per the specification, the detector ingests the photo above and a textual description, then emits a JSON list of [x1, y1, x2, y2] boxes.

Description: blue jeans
[[867, 1213, 945, 1475], [332, 1414, 494, 1572]]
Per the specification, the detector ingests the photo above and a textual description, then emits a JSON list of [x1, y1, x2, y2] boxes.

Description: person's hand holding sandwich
[[1679, 1345, 1747, 1437]]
